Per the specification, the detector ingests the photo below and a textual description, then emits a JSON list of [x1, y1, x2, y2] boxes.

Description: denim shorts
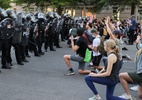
[[70, 55, 85, 70]]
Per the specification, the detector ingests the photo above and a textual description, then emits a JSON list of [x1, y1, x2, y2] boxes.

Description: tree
[[13, 0, 50, 12], [103, 0, 141, 15], [13, 0, 142, 16], [0, 0, 11, 9], [13, 0, 80, 14], [80, 0, 141, 15], [50, 0, 81, 15]]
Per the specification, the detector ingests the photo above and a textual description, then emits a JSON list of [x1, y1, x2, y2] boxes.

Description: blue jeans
[[85, 76, 126, 100]]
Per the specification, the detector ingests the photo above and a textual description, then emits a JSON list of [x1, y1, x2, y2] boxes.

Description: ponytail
[[114, 45, 120, 59]]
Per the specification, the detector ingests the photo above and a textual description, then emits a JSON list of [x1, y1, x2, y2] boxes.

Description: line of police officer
[[0, 8, 78, 72]]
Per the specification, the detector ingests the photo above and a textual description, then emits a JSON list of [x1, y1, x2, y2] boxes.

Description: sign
[[89, 15, 93, 23]]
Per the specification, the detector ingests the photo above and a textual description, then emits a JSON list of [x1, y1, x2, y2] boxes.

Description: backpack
[[84, 31, 95, 44], [97, 36, 106, 55], [103, 28, 107, 36]]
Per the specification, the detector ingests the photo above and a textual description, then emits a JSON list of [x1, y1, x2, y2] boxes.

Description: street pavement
[[0, 41, 141, 100]]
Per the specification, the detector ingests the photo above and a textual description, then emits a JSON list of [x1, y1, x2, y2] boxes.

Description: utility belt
[[0, 33, 13, 40], [15, 26, 23, 31], [0, 36, 12, 40]]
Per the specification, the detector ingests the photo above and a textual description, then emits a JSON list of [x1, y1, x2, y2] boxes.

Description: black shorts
[[92, 54, 102, 66], [128, 72, 142, 86]]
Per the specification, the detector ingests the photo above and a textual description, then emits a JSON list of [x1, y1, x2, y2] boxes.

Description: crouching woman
[[85, 39, 125, 100]]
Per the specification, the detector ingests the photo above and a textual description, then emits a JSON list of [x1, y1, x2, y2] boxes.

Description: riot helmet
[[6, 9, 17, 19], [37, 13, 45, 19], [45, 12, 50, 19], [0, 8, 8, 18]]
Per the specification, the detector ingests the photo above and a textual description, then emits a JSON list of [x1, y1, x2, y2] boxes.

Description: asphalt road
[[0, 41, 140, 100]]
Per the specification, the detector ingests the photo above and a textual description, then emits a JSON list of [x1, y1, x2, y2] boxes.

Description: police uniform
[[0, 26, 14, 69]]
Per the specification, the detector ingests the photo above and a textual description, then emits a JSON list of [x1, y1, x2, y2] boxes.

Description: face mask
[[140, 43, 142, 48], [92, 35, 96, 38]]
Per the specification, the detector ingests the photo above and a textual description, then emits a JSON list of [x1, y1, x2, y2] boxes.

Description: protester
[[128, 15, 137, 45], [88, 28, 104, 71], [63, 28, 91, 76], [85, 39, 125, 100], [105, 16, 122, 60], [119, 48, 142, 99], [130, 28, 142, 92], [104, 16, 131, 62]]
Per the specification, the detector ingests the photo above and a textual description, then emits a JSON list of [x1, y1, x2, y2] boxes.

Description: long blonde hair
[[104, 39, 120, 58], [134, 48, 142, 63]]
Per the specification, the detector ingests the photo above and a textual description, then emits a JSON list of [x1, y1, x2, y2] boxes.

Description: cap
[[112, 30, 121, 35]]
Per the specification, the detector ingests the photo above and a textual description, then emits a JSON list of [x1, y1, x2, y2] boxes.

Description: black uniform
[[36, 18, 45, 55], [0, 26, 14, 69], [12, 25, 24, 65], [45, 18, 56, 51], [28, 21, 40, 57]]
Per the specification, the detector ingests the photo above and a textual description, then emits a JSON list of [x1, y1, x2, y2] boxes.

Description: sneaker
[[119, 93, 132, 100], [88, 95, 101, 100], [95, 69, 99, 73], [125, 54, 131, 60], [64, 70, 75, 76], [130, 85, 138, 92], [122, 47, 128, 50], [89, 62, 93, 66], [88, 62, 94, 69], [131, 97, 136, 100]]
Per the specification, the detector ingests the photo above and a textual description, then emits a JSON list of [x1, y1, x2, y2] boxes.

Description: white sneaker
[[88, 95, 101, 100], [125, 54, 131, 60], [95, 69, 99, 73], [130, 85, 138, 92], [89, 62, 93, 66], [119, 93, 132, 100]]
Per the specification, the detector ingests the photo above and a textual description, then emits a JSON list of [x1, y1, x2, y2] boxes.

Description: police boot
[[50, 48, 56, 51]]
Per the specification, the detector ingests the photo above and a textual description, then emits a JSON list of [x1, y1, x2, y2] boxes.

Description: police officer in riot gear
[[17, 12, 29, 62], [0, 19, 14, 69], [11, 10, 24, 65], [52, 12, 62, 48], [23, 14, 31, 58], [35, 13, 45, 55], [60, 13, 69, 41], [44, 12, 56, 51], [0, 8, 8, 56], [28, 13, 41, 57], [44, 12, 50, 52]]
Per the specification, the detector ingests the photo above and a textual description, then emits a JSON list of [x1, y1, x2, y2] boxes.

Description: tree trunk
[[57, 6, 63, 15], [131, 4, 136, 15]]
